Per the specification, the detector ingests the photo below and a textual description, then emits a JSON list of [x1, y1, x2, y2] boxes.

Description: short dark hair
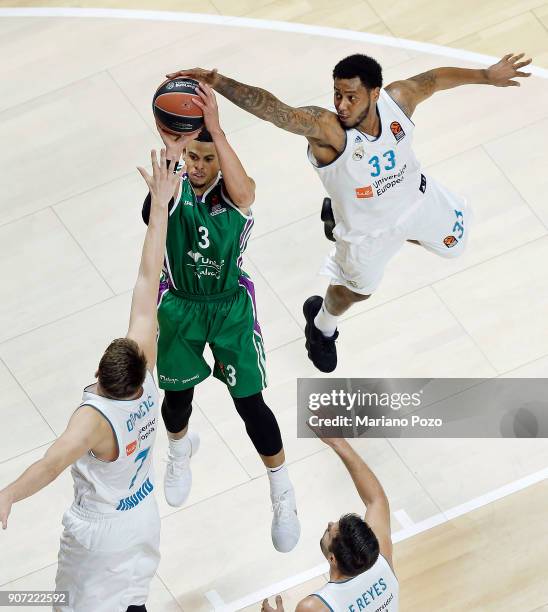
[[333, 54, 383, 90], [329, 513, 380, 576], [196, 127, 213, 143], [97, 338, 147, 399]]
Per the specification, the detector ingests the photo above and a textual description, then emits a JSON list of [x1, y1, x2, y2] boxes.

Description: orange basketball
[[152, 77, 204, 134]]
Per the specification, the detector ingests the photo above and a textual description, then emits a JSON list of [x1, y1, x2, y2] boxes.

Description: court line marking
[[206, 590, 227, 608], [0, 7, 547, 610], [221, 466, 548, 611], [0, 7, 547, 79], [393, 508, 415, 530]]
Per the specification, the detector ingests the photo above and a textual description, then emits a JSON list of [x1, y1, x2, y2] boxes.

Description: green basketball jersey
[[164, 172, 253, 295]]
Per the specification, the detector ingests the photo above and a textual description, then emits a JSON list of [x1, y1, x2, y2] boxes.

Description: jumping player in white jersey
[[262, 435, 398, 612], [166, 53, 532, 372], [0, 146, 193, 612]]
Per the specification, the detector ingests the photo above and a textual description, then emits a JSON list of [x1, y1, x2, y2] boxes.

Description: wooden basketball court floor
[[1, 1, 548, 610]]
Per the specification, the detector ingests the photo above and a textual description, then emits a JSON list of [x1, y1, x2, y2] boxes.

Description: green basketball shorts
[[157, 276, 267, 397]]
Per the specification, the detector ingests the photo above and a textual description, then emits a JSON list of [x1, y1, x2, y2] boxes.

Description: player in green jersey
[[142, 83, 300, 553]]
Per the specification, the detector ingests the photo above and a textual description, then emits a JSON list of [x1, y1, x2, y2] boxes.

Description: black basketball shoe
[[303, 296, 338, 373], [321, 197, 336, 242]]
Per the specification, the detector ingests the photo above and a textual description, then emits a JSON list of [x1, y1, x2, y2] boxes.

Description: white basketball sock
[[314, 303, 338, 337], [168, 434, 192, 457], [267, 463, 292, 497]]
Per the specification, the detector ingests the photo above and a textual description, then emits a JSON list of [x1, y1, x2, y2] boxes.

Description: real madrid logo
[[352, 145, 365, 161]]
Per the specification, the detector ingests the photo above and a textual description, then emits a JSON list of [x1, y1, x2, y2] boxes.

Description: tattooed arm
[[165, 67, 340, 143], [386, 53, 532, 117]]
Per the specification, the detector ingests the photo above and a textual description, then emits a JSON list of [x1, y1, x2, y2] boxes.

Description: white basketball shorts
[[54, 496, 160, 612], [321, 175, 470, 295]]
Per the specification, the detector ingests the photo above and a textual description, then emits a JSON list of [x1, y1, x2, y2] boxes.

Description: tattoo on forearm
[[216, 75, 324, 136]]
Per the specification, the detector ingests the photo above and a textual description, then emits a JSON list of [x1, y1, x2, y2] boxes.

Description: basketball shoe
[[163, 431, 200, 507], [271, 485, 300, 553], [303, 296, 338, 372]]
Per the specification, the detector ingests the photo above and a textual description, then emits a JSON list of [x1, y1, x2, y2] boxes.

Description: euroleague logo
[[165, 79, 196, 90], [443, 235, 458, 248], [390, 121, 406, 143]]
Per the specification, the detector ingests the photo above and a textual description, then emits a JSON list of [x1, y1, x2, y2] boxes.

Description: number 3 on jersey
[[226, 365, 236, 387], [368, 150, 396, 177], [198, 226, 210, 249]]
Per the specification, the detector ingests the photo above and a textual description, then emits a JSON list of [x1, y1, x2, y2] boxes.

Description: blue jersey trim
[[328, 575, 357, 584]]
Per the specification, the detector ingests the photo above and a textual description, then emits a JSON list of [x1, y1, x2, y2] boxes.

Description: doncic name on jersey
[[126, 394, 155, 432], [116, 477, 154, 511], [115, 394, 157, 511]]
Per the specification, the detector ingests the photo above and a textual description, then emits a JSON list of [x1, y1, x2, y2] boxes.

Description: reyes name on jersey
[[313, 554, 399, 612]]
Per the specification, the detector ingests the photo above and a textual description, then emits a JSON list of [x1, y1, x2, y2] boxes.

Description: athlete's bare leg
[[167, 425, 188, 440], [260, 448, 285, 469], [324, 284, 370, 316]]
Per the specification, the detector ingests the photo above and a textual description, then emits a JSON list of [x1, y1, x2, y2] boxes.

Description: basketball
[[152, 77, 204, 134]]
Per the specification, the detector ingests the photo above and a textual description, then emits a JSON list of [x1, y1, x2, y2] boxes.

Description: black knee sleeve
[[161, 388, 194, 433], [126, 606, 147, 612], [233, 392, 283, 457]]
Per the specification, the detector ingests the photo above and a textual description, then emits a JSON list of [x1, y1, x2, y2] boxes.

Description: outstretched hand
[[306, 416, 346, 450], [165, 66, 219, 87], [137, 148, 184, 206], [0, 490, 13, 530], [261, 595, 284, 612], [486, 53, 532, 86]]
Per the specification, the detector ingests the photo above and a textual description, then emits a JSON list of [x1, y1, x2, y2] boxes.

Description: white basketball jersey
[[313, 555, 399, 612], [71, 370, 159, 513], [308, 89, 422, 240]]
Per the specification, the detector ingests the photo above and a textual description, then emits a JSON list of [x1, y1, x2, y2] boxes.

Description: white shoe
[[163, 431, 200, 507], [271, 486, 301, 553]]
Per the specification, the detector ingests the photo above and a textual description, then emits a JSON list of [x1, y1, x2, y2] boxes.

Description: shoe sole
[[303, 296, 322, 361]]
